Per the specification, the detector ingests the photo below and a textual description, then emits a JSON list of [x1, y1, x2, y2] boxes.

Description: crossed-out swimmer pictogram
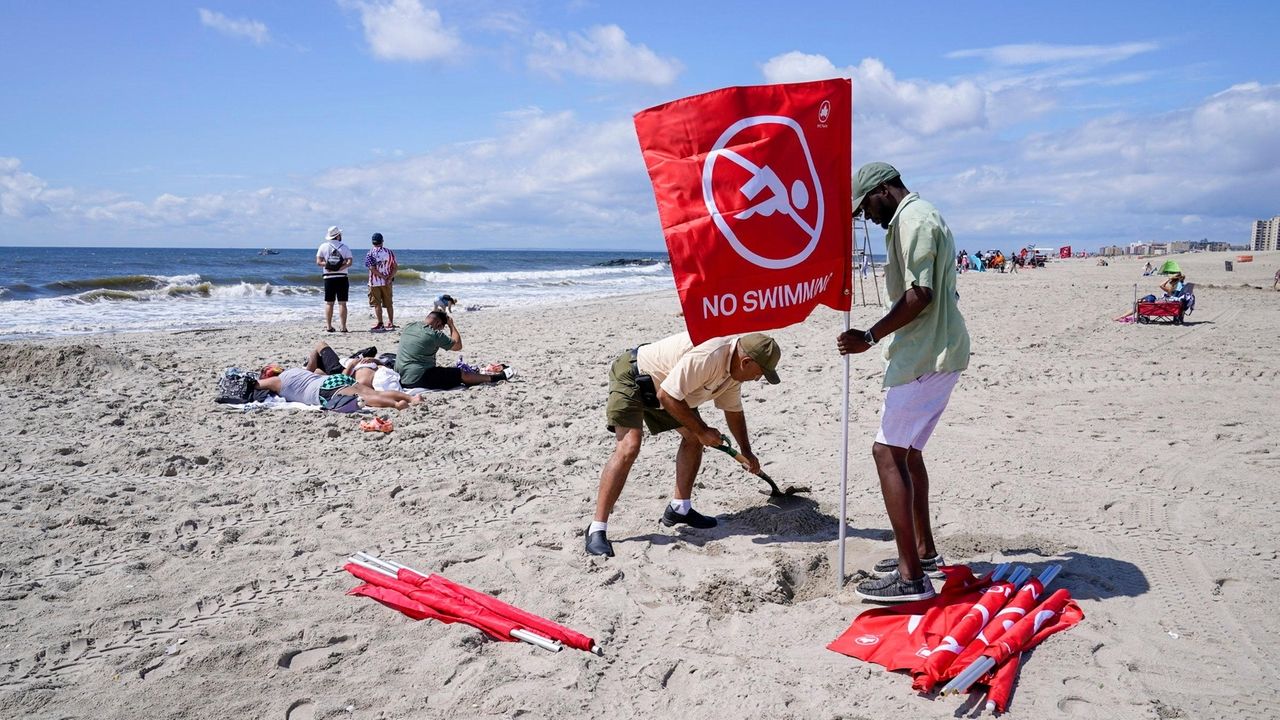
[[701, 115, 825, 270]]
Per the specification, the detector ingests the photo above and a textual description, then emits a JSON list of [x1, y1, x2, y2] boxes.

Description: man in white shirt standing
[[364, 232, 397, 332], [316, 226, 353, 333]]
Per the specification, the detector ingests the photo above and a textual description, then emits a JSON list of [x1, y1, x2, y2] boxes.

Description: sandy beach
[[1, 251, 1277, 719]]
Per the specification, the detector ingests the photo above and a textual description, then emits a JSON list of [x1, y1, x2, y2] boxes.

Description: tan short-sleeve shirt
[[636, 332, 744, 412]]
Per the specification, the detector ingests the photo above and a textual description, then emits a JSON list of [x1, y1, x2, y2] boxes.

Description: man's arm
[[837, 285, 933, 354], [722, 410, 760, 473], [656, 388, 722, 447], [445, 316, 463, 351]]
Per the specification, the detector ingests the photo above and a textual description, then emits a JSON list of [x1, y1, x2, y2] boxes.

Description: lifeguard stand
[[853, 218, 884, 307]]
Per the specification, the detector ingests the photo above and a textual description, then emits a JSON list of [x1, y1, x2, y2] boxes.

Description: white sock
[[669, 498, 692, 515], [588, 521, 608, 534]]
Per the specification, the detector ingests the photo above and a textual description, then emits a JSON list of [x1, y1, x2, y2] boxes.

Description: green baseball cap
[[739, 333, 781, 384], [852, 161, 900, 214]]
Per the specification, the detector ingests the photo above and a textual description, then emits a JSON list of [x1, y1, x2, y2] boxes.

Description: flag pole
[[837, 309, 851, 590]]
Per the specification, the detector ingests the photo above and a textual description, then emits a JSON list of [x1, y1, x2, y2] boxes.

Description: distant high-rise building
[[1252, 216, 1280, 251]]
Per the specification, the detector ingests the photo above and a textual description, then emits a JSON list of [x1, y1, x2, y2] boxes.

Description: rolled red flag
[[911, 579, 1018, 692]]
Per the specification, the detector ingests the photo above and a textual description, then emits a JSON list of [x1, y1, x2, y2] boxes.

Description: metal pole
[[838, 310, 851, 590]]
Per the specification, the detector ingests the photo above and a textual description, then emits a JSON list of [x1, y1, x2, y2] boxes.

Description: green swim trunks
[[604, 351, 696, 435]]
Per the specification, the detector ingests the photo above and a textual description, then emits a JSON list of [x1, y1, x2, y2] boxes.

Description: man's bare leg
[[871, 441, 924, 581], [905, 448, 938, 559], [594, 427, 643, 523], [324, 302, 335, 330], [672, 427, 703, 501], [338, 302, 348, 332]]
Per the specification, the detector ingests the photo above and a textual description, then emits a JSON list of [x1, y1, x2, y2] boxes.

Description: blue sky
[[2, 0, 1278, 251]]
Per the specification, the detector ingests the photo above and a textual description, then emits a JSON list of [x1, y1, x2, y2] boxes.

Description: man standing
[[836, 162, 970, 602], [365, 232, 397, 332], [396, 310, 512, 389], [316, 226, 353, 333], [585, 332, 781, 558]]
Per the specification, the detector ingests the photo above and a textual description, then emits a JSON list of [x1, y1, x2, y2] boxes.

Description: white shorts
[[875, 371, 961, 450]]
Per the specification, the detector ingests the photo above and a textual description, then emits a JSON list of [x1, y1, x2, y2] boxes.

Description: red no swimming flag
[[634, 79, 852, 344]]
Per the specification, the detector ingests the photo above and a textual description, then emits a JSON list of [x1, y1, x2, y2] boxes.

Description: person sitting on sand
[[396, 310, 513, 390], [1161, 272, 1188, 298], [1143, 261, 1154, 276], [254, 341, 421, 410]]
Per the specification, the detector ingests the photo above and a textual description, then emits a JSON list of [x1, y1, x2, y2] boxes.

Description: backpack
[[215, 368, 258, 404], [324, 243, 345, 271]]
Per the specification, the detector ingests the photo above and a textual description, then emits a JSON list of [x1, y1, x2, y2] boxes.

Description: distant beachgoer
[[253, 341, 420, 410], [365, 232, 397, 332], [839, 161, 970, 603], [584, 332, 781, 558], [1273, 268, 1279, 290], [316, 226, 353, 333], [1143, 261, 1154, 276], [1161, 272, 1187, 298], [396, 310, 512, 390], [1008, 251, 1018, 274]]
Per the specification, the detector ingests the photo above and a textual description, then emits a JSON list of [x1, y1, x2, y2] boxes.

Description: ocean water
[[0, 247, 674, 339]]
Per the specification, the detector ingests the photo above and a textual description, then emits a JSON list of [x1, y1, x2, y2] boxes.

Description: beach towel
[[215, 395, 324, 413]]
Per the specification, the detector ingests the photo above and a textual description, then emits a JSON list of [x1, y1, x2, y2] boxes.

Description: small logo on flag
[[854, 635, 879, 646], [818, 100, 831, 124]]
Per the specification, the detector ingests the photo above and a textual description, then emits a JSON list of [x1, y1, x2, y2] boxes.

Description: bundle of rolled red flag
[[828, 563, 1082, 714], [345, 552, 602, 655]]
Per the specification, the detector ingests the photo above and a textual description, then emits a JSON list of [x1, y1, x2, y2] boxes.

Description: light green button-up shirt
[[881, 193, 971, 387]]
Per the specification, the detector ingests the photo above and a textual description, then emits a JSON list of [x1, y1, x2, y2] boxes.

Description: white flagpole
[[837, 309, 851, 590]]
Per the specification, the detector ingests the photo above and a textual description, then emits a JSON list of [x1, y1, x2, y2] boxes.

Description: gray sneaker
[[872, 553, 946, 580], [855, 570, 936, 603]]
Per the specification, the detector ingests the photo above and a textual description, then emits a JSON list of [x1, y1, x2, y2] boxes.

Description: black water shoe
[[660, 505, 718, 529], [585, 528, 614, 557]]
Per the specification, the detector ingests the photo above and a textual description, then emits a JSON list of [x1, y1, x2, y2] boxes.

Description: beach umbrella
[[910, 566, 1030, 692], [941, 588, 1084, 696], [828, 564, 1007, 672]]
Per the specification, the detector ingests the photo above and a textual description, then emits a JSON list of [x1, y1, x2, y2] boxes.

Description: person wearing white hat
[[316, 226, 353, 332]]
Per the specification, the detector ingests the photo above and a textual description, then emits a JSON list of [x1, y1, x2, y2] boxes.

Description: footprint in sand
[[285, 699, 314, 720], [1057, 695, 1094, 715], [277, 636, 354, 671]]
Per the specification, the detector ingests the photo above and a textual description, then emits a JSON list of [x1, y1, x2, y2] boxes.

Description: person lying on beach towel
[[254, 341, 422, 411], [396, 310, 515, 390]]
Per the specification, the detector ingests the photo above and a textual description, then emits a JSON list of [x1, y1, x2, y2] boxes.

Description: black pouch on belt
[[630, 346, 661, 409]]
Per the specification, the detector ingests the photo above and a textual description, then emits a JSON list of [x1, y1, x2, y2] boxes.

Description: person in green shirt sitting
[[396, 310, 512, 390], [837, 162, 971, 604]]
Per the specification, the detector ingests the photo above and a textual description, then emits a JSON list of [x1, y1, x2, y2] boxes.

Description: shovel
[[712, 434, 809, 497]]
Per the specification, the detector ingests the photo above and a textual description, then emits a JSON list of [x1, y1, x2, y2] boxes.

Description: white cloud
[[0, 110, 656, 246], [197, 8, 270, 45], [763, 52, 988, 136], [347, 0, 461, 62], [0, 158, 59, 218], [313, 108, 652, 237], [947, 41, 1159, 67], [528, 25, 682, 85]]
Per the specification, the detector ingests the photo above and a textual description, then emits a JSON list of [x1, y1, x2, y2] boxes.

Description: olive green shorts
[[604, 351, 696, 435]]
